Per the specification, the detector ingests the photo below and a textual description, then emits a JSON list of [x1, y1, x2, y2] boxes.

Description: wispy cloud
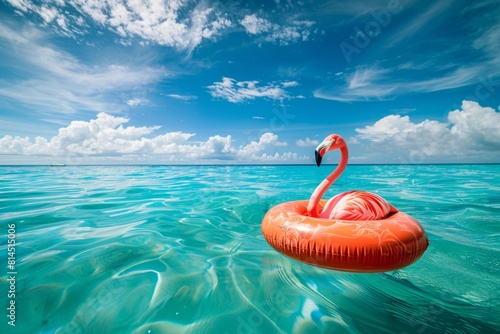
[[388, 0, 453, 46], [389, 108, 416, 114], [0, 20, 166, 118], [208, 77, 299, 103], [471, 6, 500, 69], [315, 0, 500, 103], [167, 94, 198, 101], [314, 66, 394, 102], [126, 98, 147, 106], [314, 62, 499, 102], [318, 0, 405, 18]]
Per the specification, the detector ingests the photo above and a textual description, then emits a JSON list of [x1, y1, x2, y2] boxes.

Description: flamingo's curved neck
[[307, 145, 348, 217]]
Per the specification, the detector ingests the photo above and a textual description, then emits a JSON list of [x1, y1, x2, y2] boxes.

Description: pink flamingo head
[[315, 134, 347, 167]]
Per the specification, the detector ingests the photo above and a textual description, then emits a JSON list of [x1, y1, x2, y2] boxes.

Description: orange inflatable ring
[[261, 200, 429, 272]]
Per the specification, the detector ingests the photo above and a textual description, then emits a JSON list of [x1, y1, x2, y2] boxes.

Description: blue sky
[[0, 0, 499, 164]]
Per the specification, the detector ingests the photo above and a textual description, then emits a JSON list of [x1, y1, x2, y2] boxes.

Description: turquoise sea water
[[0, 164, 499, 334]]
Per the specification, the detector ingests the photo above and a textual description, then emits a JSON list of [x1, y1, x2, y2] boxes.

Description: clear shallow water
[[0, 164, 499, 334]]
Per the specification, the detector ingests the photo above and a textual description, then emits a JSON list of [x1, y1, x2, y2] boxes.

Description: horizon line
[[1, 163, 499, 167]]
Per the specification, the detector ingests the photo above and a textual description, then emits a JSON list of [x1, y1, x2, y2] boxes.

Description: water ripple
[[0, 165, 499, 333]]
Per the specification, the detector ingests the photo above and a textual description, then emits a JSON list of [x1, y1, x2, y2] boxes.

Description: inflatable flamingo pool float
[[261, 134, 429, 272]]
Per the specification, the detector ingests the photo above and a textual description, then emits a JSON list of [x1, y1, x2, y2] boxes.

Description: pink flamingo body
[[307, 134, 397, 220]]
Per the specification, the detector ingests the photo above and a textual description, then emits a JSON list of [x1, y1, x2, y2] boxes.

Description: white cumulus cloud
[[237, 133, 302, 162], [238, 132, 287, 157], [0, 113, 305, 164], [355, 100, 500, 161]]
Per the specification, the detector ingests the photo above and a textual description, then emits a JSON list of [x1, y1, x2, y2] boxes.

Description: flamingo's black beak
[[315, 149, 322, 167], [315, 139, 333, 167]]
